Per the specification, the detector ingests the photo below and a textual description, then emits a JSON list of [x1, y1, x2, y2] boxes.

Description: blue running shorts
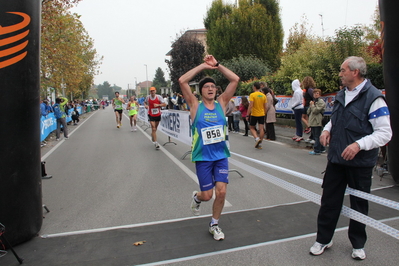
[[195, 158, 229, 191]]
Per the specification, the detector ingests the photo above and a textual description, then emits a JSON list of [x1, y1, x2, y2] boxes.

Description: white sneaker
[[209, 224, 225, 240], [155, 142, 160, 149], [309, 241, 333, 255], [352, 248, 366, 260], [134, 126, 137, 131], [131, 126, 134, 132], [309, 140, 315, 144], [190, 191, 200, 216]]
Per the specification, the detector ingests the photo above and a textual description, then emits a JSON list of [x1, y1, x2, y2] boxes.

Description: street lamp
[[144, 64, 148, 96], [134, 77, 137, 95]]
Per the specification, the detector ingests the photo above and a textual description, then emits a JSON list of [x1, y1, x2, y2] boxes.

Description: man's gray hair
[[345, 56, 367, 77]]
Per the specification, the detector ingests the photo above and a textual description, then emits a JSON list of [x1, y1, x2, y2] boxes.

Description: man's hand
[[341, 142, 361, 161], [319, 130, 330, 147], [204, 55, 218, 68]]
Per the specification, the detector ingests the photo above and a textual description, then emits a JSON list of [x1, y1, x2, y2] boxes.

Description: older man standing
[[310, 56, 392, 260]]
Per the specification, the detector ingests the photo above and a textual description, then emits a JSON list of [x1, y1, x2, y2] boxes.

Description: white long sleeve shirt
[[323, 79, 392, 151]]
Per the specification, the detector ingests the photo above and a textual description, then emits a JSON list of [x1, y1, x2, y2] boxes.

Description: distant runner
[[112, 91, 125, 128], [127, 96, 139, 131], [144, 87, 167, 149]]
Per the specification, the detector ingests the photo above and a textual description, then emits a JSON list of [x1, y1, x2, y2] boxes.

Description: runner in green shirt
[[112, 91, 125, 128], [127, 96, 139, 131]]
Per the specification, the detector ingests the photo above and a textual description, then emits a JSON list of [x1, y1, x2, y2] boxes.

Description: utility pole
[[144, 64, 148, 96], [319, 14, 325, 39]]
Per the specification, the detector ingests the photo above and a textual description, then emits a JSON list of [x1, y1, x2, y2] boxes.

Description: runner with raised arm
[[179, 55, 239, 240]]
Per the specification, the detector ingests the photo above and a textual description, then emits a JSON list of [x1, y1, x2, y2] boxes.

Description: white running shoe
[[133, 126, 137, 131], [352, 248, 366, 260], [131, 126, 134, 132], [310, 241, 333, 256], [209, 224, 225, 240], [155, 142, 160, 149], [190, 191, 200, 216]]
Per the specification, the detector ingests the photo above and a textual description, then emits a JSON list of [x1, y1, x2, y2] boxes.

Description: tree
[[285, 16, 312, 55], [204, 0, 283, 71], [97, 81, 113, 99], [41, 0, 102, 99], [165, 33, 205, 92], [152, 67, 168, 89], [212, 55, 270, 93], [268, 26, 380, 95]]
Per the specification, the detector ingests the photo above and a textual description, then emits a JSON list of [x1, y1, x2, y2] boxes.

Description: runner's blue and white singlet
[[191, 101, 230, 162]]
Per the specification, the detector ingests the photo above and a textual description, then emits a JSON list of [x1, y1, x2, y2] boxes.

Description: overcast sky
[[71, 0, 378, 89]]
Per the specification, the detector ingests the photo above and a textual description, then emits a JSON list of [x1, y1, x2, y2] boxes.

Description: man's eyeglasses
[[203, 84, 216, 89]]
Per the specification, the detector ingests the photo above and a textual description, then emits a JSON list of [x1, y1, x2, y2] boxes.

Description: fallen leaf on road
[[133, 240, 146, 246]]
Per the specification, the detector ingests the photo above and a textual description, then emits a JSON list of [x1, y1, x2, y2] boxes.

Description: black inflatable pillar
[[0, 1, 42, 245], [380, 0, 399, 183]]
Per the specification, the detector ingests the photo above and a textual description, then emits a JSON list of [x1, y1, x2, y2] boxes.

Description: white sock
[[194, 194, 201, 203], [210, 217, 219, 226]]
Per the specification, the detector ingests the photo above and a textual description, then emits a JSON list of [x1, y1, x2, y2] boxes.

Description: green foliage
[[165, 33, 205, 92], [41, 0, 102, 99], [366, 63, 384, 90], [152, 67, 168, 89], [96, 81, 113, 99], [285, 16, 312, 55], [204, 0, 283, 71], [270, 26, 380, 94], [211, 55, 270, 93]]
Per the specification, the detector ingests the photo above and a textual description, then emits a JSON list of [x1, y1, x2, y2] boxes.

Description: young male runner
[[112, 92, 125, 128], [144, 87, 166, 149], [179, 55, 239, 240]]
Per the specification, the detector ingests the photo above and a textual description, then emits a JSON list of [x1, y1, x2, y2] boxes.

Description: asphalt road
[[3, 106, 398, 266]]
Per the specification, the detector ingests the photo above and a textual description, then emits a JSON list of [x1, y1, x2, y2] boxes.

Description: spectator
[[53, 96, 69, 140], [307, 89, 325, 155], [232, 105, 241, 133], [225, 99, 235, 132], [290, 79, 304, 142], [40, 99, 49, 117], [310, 56, 392, 260], [302, 76, 315, 135], [71, 106, 80, 125], [263, 87, 277, 141], [239, 96, 249, 136]]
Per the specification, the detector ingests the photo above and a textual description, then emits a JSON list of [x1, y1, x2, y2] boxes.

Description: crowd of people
[[40, 97, 109, 146], [40, 55, 392, 261], [174, 55, 391, 262]]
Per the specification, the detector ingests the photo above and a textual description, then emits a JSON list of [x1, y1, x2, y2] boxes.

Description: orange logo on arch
[[0, 12, 31, 69]]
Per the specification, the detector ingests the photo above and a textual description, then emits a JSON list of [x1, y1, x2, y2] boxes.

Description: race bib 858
[[201, 125, 224, 145]]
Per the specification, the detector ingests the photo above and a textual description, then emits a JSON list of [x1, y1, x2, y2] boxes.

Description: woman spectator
[[239, 96, 249, 136], [302, 76, 316, 135], [263, 87, 276, 140]]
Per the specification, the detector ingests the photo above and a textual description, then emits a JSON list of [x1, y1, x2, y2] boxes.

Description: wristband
[[215, 62, 220, 67]]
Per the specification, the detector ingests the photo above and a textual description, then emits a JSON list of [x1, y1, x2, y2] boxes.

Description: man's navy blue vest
[[328, 80, 383, 167]]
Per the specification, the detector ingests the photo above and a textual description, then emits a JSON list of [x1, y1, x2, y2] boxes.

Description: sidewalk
[[237, 120, 313, 149]]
